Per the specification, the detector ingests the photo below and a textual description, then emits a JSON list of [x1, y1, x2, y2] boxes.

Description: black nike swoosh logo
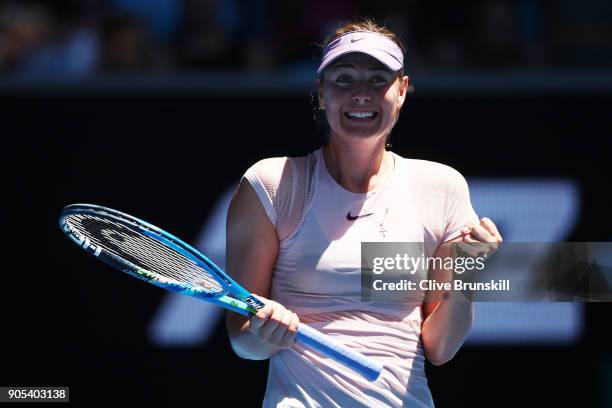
[[346, 212, 374, 221], [350, 37, 366, 43]]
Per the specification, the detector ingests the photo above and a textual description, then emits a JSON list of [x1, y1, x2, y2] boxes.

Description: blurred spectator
[[551, 0, 612, 66], [517, 0, 547, 67], [110, 0, 180, 42], [0, 0, 610, 76], [235, 0, 275, 71], [268, 0, 358, 70], [99, 14, 152, 72], [0, 2, 55, 71], [20, 25, 99, 78], [469, 0, 524, 68], [175, 0, 236, 69], [0, 1, 99, 78], [411, 3, 470, 67]]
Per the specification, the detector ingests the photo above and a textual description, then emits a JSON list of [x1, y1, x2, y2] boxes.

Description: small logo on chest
[[346, 212, 374, 221]]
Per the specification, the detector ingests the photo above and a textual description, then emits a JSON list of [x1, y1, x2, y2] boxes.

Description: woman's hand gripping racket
[[59, 204, 382, 381]]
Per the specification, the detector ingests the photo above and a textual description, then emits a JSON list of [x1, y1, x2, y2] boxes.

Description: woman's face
[[318, 53, 409, 146]]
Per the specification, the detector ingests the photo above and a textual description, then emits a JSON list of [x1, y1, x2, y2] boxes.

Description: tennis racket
[[59, 204, 382, 381]]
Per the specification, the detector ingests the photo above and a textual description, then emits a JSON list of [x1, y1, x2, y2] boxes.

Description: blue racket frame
[[60, 203, 383, 381]]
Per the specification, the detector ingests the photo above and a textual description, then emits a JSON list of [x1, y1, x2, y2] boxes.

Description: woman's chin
[[338, 117, 388, 138], [334, 129, 386, 144]]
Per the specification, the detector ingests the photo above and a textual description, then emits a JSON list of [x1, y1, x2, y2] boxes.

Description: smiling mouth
[[345, 111, 378, 120]]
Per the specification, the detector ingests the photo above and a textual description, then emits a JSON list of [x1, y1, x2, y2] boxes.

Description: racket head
[[59, 204, 255, 314], [59, 205, 383, 381]]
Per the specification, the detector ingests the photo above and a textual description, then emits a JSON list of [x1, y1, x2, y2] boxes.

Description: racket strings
[[72, 215, 207, 284], [65, 214, 223, 294], [76, 215, 220, 290]]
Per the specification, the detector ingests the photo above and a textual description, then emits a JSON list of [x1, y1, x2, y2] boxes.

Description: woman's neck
[[322, 140, 394, 194]]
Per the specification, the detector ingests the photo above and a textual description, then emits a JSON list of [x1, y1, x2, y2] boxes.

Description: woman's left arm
[[421, 217, 502, 366]]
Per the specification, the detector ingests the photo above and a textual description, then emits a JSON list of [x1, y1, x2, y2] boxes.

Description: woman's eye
[[371, 76, 387, 83], [337, 75, 352, 83]]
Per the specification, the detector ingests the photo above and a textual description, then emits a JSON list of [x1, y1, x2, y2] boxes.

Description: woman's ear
[[317, 78, 325, 109], [396, 75, 410, 109]]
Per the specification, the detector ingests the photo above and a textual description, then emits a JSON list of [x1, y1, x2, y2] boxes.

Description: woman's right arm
[[225, 179, 299, 360]]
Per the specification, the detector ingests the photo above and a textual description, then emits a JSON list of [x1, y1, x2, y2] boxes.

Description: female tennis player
[[226, 19, 502, 407]]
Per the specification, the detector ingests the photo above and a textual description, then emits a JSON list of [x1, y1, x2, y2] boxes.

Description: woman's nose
[[352, 91, 371, 104]]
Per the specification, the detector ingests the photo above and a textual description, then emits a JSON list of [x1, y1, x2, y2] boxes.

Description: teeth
[[347, 112, 375, 118]]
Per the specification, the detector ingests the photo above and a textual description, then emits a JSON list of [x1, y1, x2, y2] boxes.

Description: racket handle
[[239, 295, 382, 380], [296, 323, 383, 382]]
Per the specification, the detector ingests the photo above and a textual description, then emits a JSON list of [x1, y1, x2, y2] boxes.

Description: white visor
[[317, 31, 404, 75]]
